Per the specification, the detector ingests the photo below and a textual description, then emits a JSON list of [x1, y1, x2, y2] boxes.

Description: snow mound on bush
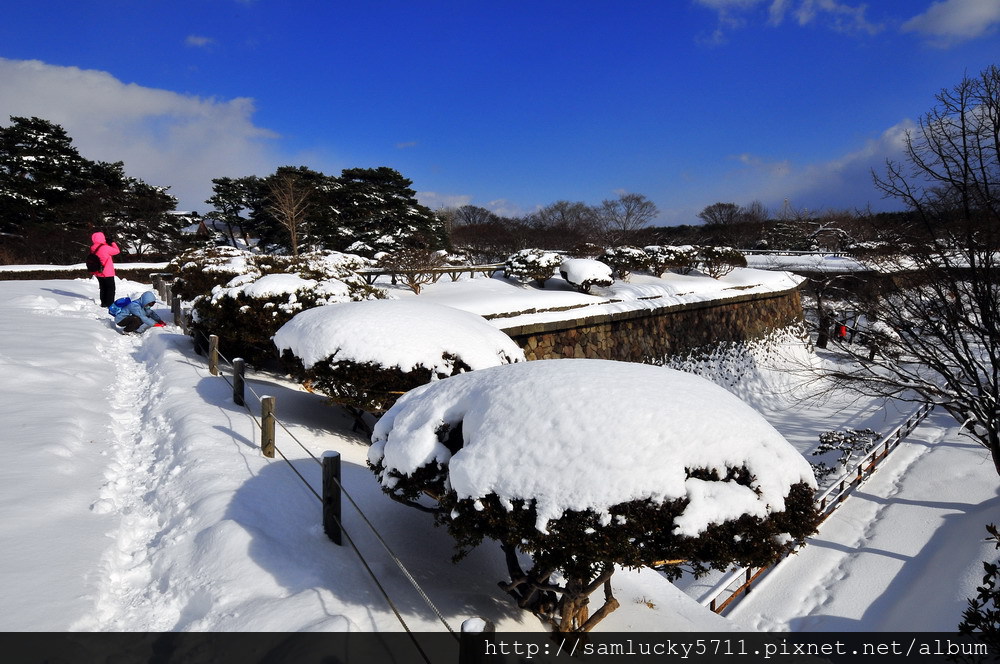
[[559, 258, 613, 290], [218, 273, 317, 300], [371, 359, 815, 534], [273, 299, 525, 372]]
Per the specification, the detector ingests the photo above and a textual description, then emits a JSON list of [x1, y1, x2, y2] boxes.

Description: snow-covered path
[[729, 410, 1000, 631], [0, 286, 120, 630]]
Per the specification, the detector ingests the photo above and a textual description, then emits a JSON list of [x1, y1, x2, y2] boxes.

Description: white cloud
[[901, 0, 1000, 47], [415, 191, 472, 210], [185, 35, 215, 48], [0, 57, 281, 211], [789, 0, 882, 34], [724, 119, 915, 212], [485, 199, 533, 219], [694, 0, 882, 37]]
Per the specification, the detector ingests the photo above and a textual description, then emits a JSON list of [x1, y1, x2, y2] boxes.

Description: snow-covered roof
[[371, 359, 816, 535]]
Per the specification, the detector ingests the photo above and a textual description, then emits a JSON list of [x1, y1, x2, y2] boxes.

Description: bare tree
[[598, 192, 659, 245], [742, 199, 769, 224], [697, 202, 742, 225], [266, 171, 313, 257], [525, 200, 601, 249], [820, 65, 1000, 476]]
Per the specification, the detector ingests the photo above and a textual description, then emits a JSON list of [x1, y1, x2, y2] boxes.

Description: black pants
[[97, 276, 116, 308], [117, 315, 143, 333]]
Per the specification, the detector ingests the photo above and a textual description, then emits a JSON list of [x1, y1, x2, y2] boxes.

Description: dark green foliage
[[370, 442, 819, 630], [168, 246, 260, 301], [178, 248, 383, 366], [284, 353, 472, 415], [644, 245, 699, 275], [204, 176, 259, 248], [959, 525, 1000, 660], [334, 167, 448, 256], [192, 288, 326, 366], [0, 116, 178, 263], [375, 461, 818, 578], [209, 165, 447, 257], [598, 246, 649, 281], [698, 246, 747, 278], [503, 248, 562, 286]]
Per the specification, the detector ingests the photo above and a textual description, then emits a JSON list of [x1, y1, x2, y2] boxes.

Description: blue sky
[[1, 0, 998, 224]]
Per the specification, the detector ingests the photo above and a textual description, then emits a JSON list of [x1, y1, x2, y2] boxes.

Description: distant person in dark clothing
[[89, 231, 121, 307]]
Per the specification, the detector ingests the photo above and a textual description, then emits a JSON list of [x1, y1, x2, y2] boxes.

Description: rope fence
[[150, 277, 500, 661]]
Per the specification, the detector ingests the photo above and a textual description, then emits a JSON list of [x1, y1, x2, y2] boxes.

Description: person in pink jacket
[[89, 231, 121, 307]]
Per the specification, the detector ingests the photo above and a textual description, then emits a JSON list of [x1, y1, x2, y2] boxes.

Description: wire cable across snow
[[189, 326, 459, 640]]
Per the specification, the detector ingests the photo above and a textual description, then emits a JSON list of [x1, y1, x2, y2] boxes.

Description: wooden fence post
[[163, 283, 173, 307], [323, 452, 342, 545], [232, 358, 246, 407], [261, 396, 275, 458], [460, 618, 496, 664], [171, 298, 185, 333], [208, 335, 220, 376]]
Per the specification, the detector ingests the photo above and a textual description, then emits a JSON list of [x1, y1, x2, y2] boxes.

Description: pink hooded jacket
[[90, 232, 121, 277]]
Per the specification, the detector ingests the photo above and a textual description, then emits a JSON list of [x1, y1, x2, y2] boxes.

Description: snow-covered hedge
[[369, 359, 819, 631], [503, 248, 562, 287], [598, 245, 649, 280], [273, 300, 525, 415], [559, 258, 613, 294], [644, 245, 700, 276], [169, 246, 260, 301], [698, 246, 747, 278], [185, 250, 384, 365]]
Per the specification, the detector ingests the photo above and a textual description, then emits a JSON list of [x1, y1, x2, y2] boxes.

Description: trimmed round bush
[[186, 250, 383, 365], [273, 299, 525, 414], [503, 248, 563, 287], [644, 245, 700, 276], [598, 245, 649, 280], [369, 359, 819, 631], [559, 258, 614, 294], [698, 246, 747, 278]]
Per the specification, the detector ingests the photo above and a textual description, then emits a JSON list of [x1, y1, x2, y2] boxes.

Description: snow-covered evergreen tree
[[0, 116, 177, 262]]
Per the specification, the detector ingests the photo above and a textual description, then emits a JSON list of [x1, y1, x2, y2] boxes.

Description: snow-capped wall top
[[370, 358, 816, 534], [272, 299, 525, 372]]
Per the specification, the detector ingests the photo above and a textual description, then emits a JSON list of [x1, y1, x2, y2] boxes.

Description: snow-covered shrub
[[598, 245, 649, 281], [273, 300, 525, 416], [959, 524, 1000, 652], [644, 245, 699, 276], [188, 250, 383, 365], [810, 428, 881, 482], [559, 258, 613, 294], [503, 248, 562, 287], [169, 246, 260, 301], [376, 247, 448, 294], [698, 246, 747, 278], [369, 359, 819, 632]]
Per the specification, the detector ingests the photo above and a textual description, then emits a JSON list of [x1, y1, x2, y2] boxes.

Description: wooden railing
[[358, 264, 503, 286], [697, 401, 935, 614]]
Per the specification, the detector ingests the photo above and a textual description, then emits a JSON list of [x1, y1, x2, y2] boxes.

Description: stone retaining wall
[[501, 287, 805, 363]]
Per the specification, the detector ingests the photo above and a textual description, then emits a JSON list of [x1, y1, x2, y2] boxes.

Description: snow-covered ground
[[0, 273, 996, 634]]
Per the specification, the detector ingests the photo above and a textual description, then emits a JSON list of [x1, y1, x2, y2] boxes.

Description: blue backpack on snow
[[108, 297, 131, 317]]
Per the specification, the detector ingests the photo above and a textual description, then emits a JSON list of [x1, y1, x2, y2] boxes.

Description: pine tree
[[331, 166, 446, 256], [0, 116, 93, 235]]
